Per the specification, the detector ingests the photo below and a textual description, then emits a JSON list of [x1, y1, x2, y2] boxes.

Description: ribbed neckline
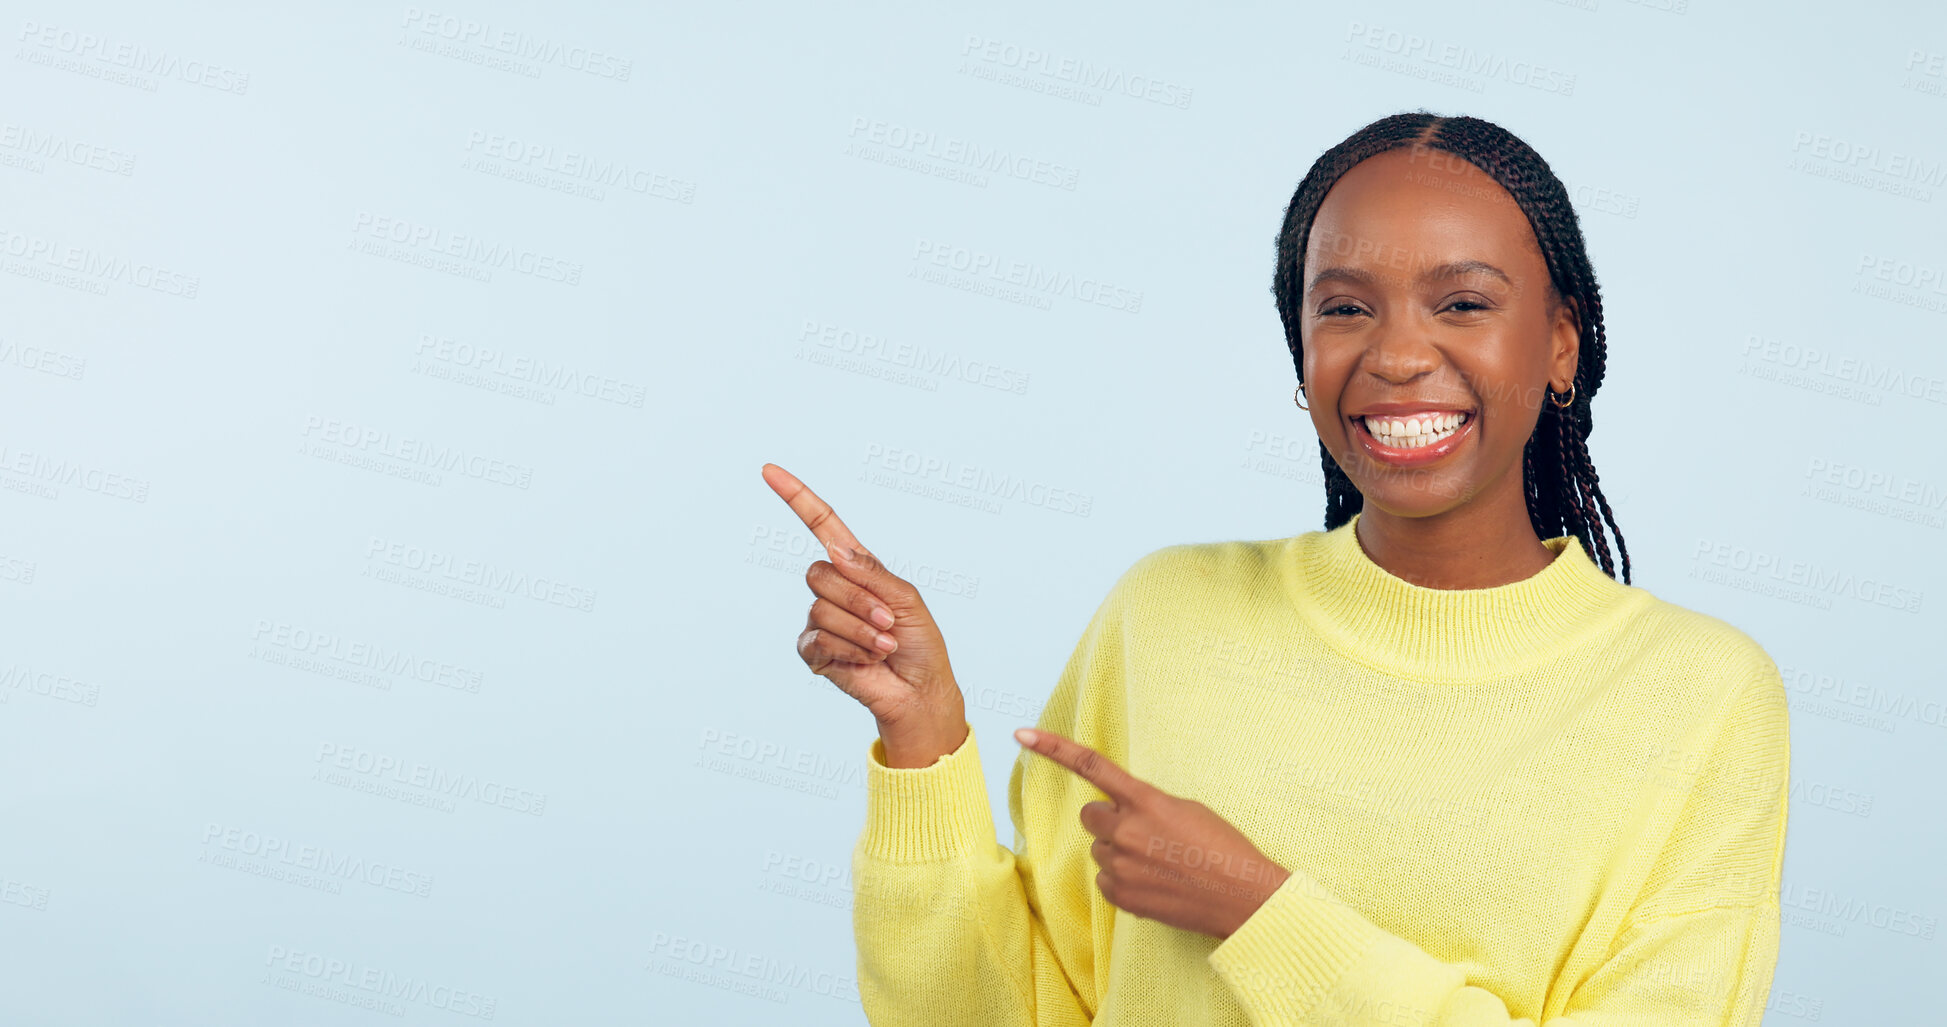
[[1283, 510, 1639, 682]]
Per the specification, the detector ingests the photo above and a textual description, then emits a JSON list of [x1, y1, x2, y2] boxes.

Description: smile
[[1360, 411, 1469, 449], [1350, 410, 1476, 466]]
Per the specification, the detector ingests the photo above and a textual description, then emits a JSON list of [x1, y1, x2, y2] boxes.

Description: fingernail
[[873, 632, 897, 653], [831, 545, 853, 562], [869, 607, 894, 629], [1014, 728, 1038, 746]]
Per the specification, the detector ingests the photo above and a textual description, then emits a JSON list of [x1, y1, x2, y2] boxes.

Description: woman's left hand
[[1015, 727, 1292, 940]]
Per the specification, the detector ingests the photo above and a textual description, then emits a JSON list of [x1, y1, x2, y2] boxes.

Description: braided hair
[[1272, 111, 1632, 584]]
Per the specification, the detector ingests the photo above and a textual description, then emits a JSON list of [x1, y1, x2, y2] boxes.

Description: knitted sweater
[[850, 510, 1790, 1026]]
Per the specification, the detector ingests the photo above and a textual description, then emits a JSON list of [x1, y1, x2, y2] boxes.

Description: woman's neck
[[1352, 496, 1559, 591], [1287, 508, 1633, 682]]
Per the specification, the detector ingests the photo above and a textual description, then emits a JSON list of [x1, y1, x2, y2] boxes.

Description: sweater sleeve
[[1206, 658, 1791, 1027], [851, 566, 1137, 1026]]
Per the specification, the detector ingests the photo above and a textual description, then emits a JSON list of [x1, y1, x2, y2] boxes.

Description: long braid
[[1574, 429, 1632, 581], [1274, 112, 1633, 584], [1522, 445, 1540, 528], [1552, 411, 1581, 541]]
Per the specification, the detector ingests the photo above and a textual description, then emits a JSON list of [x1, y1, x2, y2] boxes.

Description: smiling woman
[[768, 111, 1790, 1027], [1280, 116, 1631, 591]]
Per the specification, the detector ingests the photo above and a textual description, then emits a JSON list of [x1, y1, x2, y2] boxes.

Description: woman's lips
[[1349, 411, 1476, 468]]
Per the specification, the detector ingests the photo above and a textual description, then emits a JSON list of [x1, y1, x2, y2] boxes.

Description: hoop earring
[[1293, 384, 1309, 411], [1549, 382, 1576, 409]]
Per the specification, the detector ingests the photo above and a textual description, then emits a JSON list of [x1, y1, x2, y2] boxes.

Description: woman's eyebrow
[[1306, 259, 1512, 293]]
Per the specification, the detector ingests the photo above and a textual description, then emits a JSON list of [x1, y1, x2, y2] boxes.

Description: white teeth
[[1362, 412, 1468, 449]]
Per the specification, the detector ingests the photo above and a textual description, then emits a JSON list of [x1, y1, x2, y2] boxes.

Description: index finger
[[761, 463, 863, 556], [1014, 728, 1152, 807]]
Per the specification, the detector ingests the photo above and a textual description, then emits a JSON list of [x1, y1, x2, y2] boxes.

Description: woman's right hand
[[761, 463, 969, 768]]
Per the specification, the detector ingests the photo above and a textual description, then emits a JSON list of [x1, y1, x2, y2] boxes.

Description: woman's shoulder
[[1609, 581, 1786, 696], [1102, 534, 1301, 606]]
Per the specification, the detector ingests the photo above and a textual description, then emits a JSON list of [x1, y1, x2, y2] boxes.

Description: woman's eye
[[1320, 304, 1364, 317], [1447, 300, 1488, 313]]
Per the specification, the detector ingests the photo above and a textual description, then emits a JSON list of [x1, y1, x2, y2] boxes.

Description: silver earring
[[1293, 384, 1309, 411]]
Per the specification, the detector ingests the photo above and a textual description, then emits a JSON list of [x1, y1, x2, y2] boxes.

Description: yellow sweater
[[851, 511, 1790, 1026]]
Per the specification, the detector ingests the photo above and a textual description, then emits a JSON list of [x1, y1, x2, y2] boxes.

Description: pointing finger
[[1014, 728, 1151, 808], [761, 463, 864, 559]]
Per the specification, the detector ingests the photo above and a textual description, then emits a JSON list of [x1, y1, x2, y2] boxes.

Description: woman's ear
[[1549, 293, 1581, 390]]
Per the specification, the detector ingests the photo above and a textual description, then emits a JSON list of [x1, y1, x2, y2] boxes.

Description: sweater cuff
[[1207, 866, 1385, 1016], [857, 723, 997, 863]]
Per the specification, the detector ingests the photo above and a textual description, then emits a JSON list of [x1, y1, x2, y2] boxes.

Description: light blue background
[[1, 1, 1942, 1023]]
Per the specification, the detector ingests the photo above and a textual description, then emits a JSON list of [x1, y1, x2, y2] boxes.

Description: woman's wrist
[[1218, 860, 1293, 938], [878, 715, 970, 769]]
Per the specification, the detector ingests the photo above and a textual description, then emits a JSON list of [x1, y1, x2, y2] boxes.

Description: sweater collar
[[1286, 510, 1639, 682]]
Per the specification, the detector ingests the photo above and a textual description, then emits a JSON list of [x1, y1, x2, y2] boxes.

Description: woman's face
[[1301, 145, 1580, 521]]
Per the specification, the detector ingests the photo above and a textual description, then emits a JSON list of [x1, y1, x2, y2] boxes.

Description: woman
[[761, 111, 1789, 1026]]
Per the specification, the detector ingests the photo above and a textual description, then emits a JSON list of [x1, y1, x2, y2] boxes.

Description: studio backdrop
[[1, 1, 1942, 1024]]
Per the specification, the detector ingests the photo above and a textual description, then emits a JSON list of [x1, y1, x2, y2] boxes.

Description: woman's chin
[[1350, 473, 1481, 515]]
